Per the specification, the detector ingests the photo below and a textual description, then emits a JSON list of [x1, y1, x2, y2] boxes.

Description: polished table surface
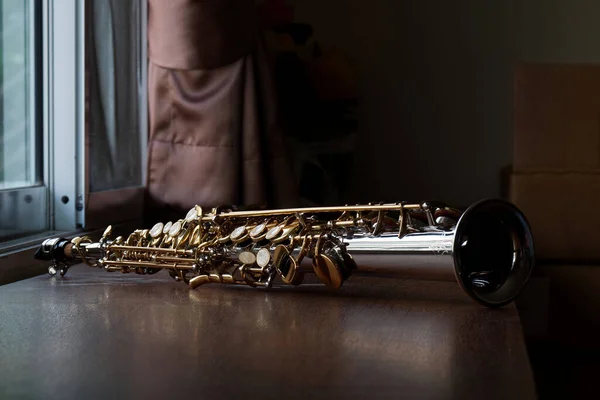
[[0, 266, 536, 399]]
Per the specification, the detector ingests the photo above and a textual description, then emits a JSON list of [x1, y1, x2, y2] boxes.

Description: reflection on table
[[0, 266, 535, 399]]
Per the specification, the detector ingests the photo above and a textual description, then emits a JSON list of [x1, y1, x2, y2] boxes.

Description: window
[[0, 0, 44, 242], [1, 0, 147, 271]]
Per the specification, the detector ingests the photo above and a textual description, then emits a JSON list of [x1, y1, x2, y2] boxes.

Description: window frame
[[44, 0, 85, 231], [1, 0, 148, 281]]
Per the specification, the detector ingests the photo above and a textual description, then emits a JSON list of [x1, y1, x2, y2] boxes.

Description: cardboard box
[[514, 64, 600, 171], [509, 171, 600, 261]]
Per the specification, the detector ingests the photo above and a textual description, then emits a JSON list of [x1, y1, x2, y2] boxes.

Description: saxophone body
[[34, 199, 535, 308]]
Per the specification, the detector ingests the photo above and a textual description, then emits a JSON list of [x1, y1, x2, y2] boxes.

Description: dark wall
[[289, 0, 600, 206]]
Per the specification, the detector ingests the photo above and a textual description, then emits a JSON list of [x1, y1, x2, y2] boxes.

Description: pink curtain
[[146, 0, 297, 221]]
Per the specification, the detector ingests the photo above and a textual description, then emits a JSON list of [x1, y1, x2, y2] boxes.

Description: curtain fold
[[146, 0, 297, 221], [87, 0, 142, 193]]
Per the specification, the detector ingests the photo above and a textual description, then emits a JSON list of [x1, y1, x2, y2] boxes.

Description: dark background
[[287, 0, 600, 206]]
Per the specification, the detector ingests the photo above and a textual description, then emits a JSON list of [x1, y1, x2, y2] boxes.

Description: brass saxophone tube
[[33, 198, 534, 308]]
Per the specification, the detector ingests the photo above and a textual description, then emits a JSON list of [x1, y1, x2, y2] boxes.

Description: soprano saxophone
[[34, 199, 534, 307]]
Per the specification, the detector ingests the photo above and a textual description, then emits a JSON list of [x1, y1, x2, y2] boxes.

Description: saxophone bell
[[451, 199, 534, 307]]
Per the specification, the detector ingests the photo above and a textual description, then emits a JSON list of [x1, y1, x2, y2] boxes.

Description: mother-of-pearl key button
[[169, 221, 182, 237], [239, 251, 256, 265], [266, 226, 282, 240], [163, 221, 173, 234], [256, 248, 271, 268], [150, 222, 164, 238], [231, 226, 246, 240], [250, 223, 266, 238], [185, 207, 198, 223]]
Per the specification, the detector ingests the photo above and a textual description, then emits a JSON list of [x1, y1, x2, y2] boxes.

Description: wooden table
[[0, 266, 536, 399]]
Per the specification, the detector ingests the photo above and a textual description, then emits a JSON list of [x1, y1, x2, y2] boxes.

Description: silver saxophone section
[[345, 232, 457, 279]]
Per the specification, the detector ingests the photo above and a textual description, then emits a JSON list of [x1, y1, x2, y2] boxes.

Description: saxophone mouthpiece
[[34, 238, 74, 277], [34, 238, 70, 261]]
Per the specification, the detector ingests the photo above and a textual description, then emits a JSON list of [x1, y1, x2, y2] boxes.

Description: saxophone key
[[249, 222, 269, 241], [239, 251, 257, 265], [162, 221, 173, 235], [168, 220, 183, 237], [265, 225, 282, 241], [189, 275, 211, 288], [271, 226, 299, 245], [230, 226, 249, 243], [185, 206, 202, 223], [256, 248, 271, 268], [273, 245, 304, 286], [312, 250, 346, 289], [340, 252, 358, 280]]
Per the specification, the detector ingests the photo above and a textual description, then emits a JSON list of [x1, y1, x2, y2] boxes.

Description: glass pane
[[87, 0, 143, 192], [0, 0, 44, 242], [0, 0, 39, 190]]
